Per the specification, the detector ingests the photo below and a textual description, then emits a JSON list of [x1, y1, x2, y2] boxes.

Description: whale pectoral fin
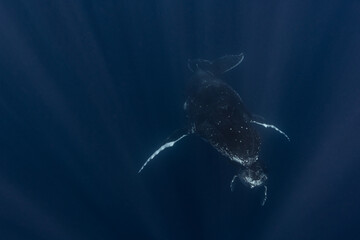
[[212, 53, 244, 74], [261, 185, 268, 206], [250, 120, 290, 141], [138, 128, 190, 173], [250, 114, 266, 122], [230, 174, 239, 192], [165, 127, 191, 142]]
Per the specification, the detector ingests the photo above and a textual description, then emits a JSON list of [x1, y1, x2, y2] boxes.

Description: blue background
[[0, 0, 359, 239]]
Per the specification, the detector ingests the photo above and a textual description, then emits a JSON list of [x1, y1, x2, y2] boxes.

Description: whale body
[[139, 54, 289, 205]]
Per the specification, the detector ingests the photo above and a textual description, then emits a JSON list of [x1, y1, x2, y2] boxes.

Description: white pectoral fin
[[138, 134, 188, 173], [230, 175, 239, 192], [261, 185, 268, 206], [250, 120, 290, 141]]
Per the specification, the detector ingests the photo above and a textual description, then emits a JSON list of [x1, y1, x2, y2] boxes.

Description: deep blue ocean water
[[0, 1, 359, 239]]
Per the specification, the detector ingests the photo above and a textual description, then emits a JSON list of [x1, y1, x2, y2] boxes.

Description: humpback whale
[[139, 53, 289, 205]]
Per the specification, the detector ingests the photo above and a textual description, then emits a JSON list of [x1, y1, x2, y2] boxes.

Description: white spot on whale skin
[[231, 155, 258, 166], [138, 134, 188, 173]]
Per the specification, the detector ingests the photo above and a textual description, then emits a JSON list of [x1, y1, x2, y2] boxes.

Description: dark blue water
[[1, 1, 359, 239]]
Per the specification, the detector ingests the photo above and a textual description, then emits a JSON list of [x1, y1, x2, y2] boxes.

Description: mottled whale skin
[[139, 54, 289, 205], [184, 69, 260, 167]]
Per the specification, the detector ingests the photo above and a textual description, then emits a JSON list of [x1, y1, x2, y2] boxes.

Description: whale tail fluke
[[188, 53, 244, 75]]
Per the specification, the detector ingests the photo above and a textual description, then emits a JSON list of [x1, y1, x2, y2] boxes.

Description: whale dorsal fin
[[188, 53, 244, 75]]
